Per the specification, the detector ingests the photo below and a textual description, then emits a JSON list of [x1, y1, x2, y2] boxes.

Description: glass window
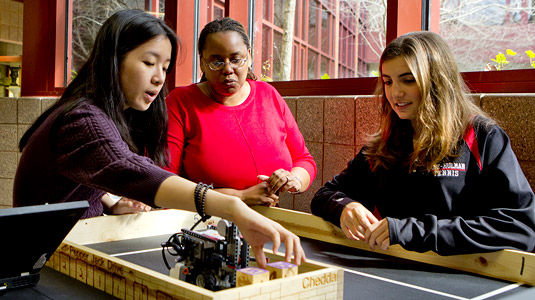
[[439, 0, 535, 72], [292, 44, 298, 79], [213, 0, 225, 20], [273, 30, 283, 81], [71, 0, 164, 75], [308, 0, 319, 47], [321, 9, 330, 54], [262, 24, 272, 80], [294, 0, 300, 39], [262, 0, 386, 81], [274, 0, 285, 28], [320, 55, 330, 78], [307, 49, 318, 79]]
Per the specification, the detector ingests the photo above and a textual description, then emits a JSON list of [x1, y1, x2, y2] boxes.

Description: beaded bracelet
[[194, 182, 213, 222]]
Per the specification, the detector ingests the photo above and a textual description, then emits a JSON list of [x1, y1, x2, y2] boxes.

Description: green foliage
[[489, 48, 535, 70]]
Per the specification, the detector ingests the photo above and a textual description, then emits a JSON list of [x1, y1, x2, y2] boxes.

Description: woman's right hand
[[217, 183, 279, 207], [230, 202, 306, 269], [239, 182, 279, 206], [340, 201, 379, 241]]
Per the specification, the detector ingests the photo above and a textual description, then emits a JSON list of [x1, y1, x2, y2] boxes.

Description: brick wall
[[0, 97, 56, 208], [0, 94, 534, 211]]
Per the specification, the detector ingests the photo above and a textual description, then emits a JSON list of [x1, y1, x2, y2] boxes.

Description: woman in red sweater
[[166, 18, 317, 207]]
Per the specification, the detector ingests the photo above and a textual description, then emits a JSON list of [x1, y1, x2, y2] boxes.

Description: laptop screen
[[0, 201, 88, 290]]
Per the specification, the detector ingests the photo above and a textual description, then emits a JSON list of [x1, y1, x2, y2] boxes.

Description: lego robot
[[162, 219, 249, 291]]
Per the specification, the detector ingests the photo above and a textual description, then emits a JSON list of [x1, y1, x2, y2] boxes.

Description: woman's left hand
[[258, 169, 302, 195], [364, 218, 390, 251], [109, 197, 152, 215]]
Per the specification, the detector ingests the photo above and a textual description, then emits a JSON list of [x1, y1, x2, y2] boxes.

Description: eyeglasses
[[203, 55, 248, 71]]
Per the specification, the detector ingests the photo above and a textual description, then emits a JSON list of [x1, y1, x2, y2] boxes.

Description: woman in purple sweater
[[13, 9, 304, 268]]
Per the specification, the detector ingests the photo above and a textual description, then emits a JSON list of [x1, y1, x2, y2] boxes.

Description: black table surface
[[3, 235, 535, 299]]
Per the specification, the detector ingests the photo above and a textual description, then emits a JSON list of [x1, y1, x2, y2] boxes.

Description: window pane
[[273, 30, 283, 81], [308, 0, 318, 47], [71, 0, 164, 75], [321, 55, 330, 78], [439, 0, 535, 72], [293, 44, 298, 79], [262, 0, 386, 81], [307, 49, 318, 79], [213, 0, 225, 20], [262, 25, 272, 80], [321, 9, 329, 54], [294, 0, 300, 38], [274, 0, 285, 28], [214, 7, 224, 20]]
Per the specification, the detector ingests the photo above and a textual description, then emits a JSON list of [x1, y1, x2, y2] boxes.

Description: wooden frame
[[252, 206, 535, 286], [49, 209, 344, 300]]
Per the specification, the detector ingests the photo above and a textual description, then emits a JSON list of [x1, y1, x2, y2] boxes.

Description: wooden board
[[252, 206, 535, 286], [53, 209, 344, 300]]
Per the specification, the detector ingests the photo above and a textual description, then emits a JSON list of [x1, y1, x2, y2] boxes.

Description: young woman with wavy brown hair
[[311, 31, 535, 255]]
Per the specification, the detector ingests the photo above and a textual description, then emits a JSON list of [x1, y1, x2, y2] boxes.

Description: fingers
[[241, 182, 279, 206], [111, 198, 151, 215], [340, 202, 371, 240], [364, 219, 390, 251], [288, 235, 306, 265], [270, 225, 281, 256], [264, 194, 279, 207], [341, 223, 361, 240], [252, 245, 268, 269], [265, 169, 300, 195], [273, 222, 306, 265], [257, 175, 270, 182]]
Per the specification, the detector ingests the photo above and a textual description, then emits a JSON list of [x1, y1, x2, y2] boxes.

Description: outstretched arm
[[154, 176, 306, 268]]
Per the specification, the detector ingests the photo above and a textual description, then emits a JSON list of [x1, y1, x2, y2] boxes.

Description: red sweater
[[166, 80, 316, 190]]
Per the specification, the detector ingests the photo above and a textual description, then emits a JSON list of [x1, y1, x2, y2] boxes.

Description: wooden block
[[236, 267, 269, 286], [266, 261, 298, 279]]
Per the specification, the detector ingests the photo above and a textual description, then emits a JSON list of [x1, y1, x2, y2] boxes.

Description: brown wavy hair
[[364, 31, 493, 173]]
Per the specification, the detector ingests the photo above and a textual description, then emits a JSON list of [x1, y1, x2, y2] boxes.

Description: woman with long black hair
[[14, 9, 305, 268]]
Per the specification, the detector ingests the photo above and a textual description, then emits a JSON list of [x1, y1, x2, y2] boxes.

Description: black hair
[[19, 9, 180, 167], [197, 17, 257, 81]]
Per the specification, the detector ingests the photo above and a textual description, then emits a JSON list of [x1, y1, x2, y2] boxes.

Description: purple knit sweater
[[13, 102, 173, 218]]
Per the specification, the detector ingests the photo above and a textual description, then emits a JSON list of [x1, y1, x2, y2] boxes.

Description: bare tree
[[280, 0, 297, 80], [338, 0, 535, 74], [71, 0, 148, 75]]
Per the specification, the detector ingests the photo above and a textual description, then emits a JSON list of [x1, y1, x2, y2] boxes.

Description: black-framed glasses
[[203, 55, 248, 71]]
